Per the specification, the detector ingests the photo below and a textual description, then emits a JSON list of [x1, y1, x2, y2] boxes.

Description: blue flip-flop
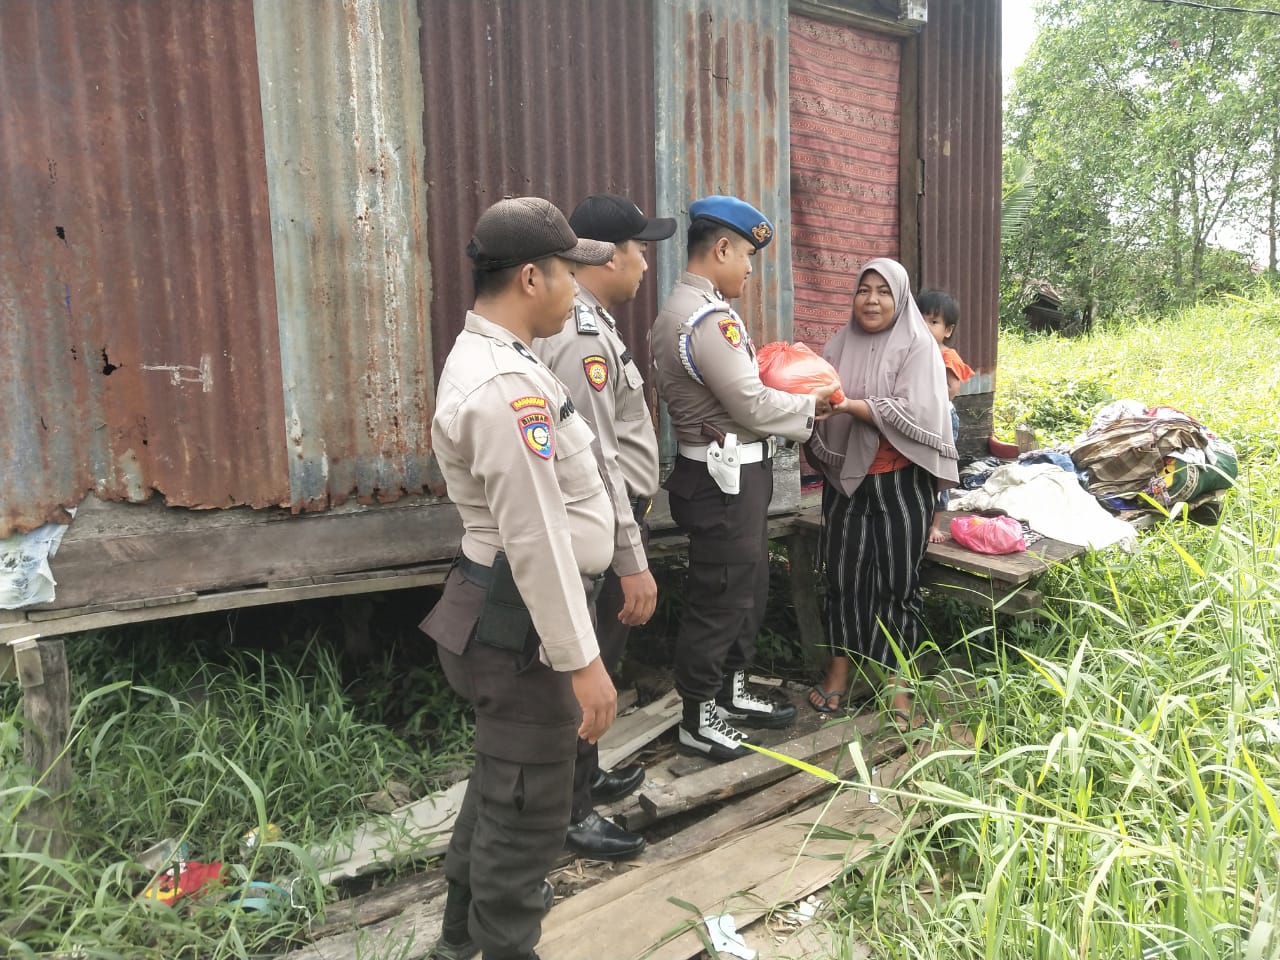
[[807, 685, 842, 714]]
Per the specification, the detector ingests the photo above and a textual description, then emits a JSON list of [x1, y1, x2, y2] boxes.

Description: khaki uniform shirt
[[433, 311, 614, 672], [652, 272, 815, 444], [534, 286, 658, 577]]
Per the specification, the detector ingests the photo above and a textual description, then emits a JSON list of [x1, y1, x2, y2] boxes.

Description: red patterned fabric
[[789, 16, 901, 353]]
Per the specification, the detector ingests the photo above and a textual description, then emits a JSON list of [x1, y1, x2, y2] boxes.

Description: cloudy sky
[[1002, 0, 1039, 89]]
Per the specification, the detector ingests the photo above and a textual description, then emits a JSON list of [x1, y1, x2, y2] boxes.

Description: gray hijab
[[809, 258, 958, 497]]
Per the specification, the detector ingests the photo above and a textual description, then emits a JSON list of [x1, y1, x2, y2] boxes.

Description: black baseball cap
[[467, 197, 615, 272], [569, 193, 678, 244]]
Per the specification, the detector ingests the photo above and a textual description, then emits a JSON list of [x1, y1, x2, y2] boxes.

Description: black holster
[[462, 551, 533, 652]]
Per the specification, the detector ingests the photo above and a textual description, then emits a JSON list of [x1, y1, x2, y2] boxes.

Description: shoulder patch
[[510, 395, 548, 411], [583, 355, 609, 392], [575, 305, 600, 335], [718, 316, 746, 349], [515, 405, 554, 459]]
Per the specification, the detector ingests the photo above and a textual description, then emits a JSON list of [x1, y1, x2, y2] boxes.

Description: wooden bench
[[780, 505, 1092, 671]]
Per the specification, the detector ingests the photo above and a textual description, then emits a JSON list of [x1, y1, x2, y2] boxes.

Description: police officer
[[421, 197, 620, 960], [535, 193, 676, 861], [652, 196, 836, 762]]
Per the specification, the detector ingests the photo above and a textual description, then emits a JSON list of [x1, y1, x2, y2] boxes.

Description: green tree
[[1003, 0, 1279, 320]]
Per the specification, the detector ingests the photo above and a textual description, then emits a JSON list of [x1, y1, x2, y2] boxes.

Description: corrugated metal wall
[[917, 0, 1001, 384], [419, 0, 658, 384], [0, 0, 287, 536], [789, 13, 902, 351], [254, 0, 437, 511], [653, 0, 793, 347]]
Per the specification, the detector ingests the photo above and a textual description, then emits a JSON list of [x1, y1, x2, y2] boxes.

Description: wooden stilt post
[[785, 531, 828, 674], [15, 636, 72, 859]]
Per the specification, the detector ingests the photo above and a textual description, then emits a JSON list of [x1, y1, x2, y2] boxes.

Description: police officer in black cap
[[535, 193, 676, 860]]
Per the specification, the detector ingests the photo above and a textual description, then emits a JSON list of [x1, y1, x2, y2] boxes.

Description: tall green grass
[[1, 626, 469, 958], [994, 289, 1280, 460], [816, 289, 1280, 959]]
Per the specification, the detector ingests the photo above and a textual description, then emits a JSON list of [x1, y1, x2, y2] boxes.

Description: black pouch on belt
[[474, 551, 533, 652]]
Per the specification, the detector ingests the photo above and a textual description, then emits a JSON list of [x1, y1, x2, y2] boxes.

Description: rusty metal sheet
[[654, 0, 793, 349], [0, 0, 288, 538], [918, 0, 1001, 385], [789, 14, 902, 353], [419, 0, 658, 390], [254, 0, 437, 511]]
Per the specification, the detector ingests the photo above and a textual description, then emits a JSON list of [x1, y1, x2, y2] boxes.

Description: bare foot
[[929, 523, 946, 543]]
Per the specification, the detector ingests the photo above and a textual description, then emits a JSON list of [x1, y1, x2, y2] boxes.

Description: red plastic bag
[[949, 514, 1026, 554], [757, 342, 846, 405]]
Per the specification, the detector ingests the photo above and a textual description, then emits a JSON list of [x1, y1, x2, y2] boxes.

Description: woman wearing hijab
[[805, 258, 958, 729]]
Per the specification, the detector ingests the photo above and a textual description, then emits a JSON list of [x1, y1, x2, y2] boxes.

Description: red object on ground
[[949, 514, 1027, 555], [139, 860, 226, 906], [757, 341, 846, 405]]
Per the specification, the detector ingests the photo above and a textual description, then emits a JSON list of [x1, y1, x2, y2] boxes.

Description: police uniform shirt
[[652, 272, 815, 444], [534, 286, 658, 577], [433, 311, 614, 672]]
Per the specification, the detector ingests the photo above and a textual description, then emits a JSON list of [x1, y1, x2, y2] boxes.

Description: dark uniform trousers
[[664, 455, 773, 701], [424, 568, 583, 960], [571, 519, 650, 822]]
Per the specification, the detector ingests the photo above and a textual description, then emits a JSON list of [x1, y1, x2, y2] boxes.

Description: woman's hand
[[835, 397, 873, 421]]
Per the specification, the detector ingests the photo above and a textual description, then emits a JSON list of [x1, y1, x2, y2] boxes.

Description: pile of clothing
[[1067, 400, 1237, 516], [946, 400, 1237, 554]]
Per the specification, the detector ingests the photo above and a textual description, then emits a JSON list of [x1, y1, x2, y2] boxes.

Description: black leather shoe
[[565, 810, 646, 861], [589, 764, 645, 805], [428, 881, 554, 960]]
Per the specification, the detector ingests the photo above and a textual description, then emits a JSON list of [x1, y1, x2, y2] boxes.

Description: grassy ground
[[3, 288, 1278, 958], [813, 287, 1280, 958]]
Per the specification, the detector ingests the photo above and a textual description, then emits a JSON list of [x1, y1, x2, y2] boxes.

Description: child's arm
[[947, 371, 962, 401]]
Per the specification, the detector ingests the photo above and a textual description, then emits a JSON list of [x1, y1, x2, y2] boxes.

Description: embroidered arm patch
[[511, 396, 553, 459], [583, 355, 609, 391], [718, 317, 746, 349]]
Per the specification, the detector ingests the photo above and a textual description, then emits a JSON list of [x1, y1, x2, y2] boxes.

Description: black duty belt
[[628, 496, 653, 523], [457, 553, 605, 601]]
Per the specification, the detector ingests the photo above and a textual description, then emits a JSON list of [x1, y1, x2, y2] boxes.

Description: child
[[917, 289, 973, 543]]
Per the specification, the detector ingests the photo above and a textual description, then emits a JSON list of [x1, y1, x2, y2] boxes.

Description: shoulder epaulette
[[575, 304, 600, 335]]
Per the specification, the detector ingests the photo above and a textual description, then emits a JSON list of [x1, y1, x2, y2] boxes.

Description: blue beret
[[688, 195, 774, 250]]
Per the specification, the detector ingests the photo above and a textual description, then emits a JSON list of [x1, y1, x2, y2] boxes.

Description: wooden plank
[[308, 873, 447, 940], [38, 495, 465, 611], [597, 688, 682, 771], [539, 748, 924, 960], [18, 637, 72, 859], [647, 726, 910, 865], [285, 894, 445, 960], [638, 714, 878, 821], [315, 690, 672, 884], [797, 505, 1085, 585], [0, 565, 454, 646], [316, 780, 468, 885], [923, 565, 1042, 619]]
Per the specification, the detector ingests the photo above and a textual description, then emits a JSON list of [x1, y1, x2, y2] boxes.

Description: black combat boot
[[677, 698, 752, 762], [716, 670, 797, 729]]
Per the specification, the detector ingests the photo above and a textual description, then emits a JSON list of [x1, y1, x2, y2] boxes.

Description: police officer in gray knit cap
[[421, 197, 620, 960], [652, 196, 836, 762]]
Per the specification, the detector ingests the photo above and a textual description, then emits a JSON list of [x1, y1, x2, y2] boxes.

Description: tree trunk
[[1269, 127, 1278, 276]]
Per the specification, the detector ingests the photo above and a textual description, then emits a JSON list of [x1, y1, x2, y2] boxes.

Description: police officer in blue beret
[[652, 196, 837, 761]]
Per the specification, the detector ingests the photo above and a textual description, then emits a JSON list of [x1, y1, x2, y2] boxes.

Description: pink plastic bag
[[949, 514, 1026, 554], [757, 341, 846, 405]]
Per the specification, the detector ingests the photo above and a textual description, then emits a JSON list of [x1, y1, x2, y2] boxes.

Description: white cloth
[[949, 463, 1136, 551], [0, 517, 73, 609]]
